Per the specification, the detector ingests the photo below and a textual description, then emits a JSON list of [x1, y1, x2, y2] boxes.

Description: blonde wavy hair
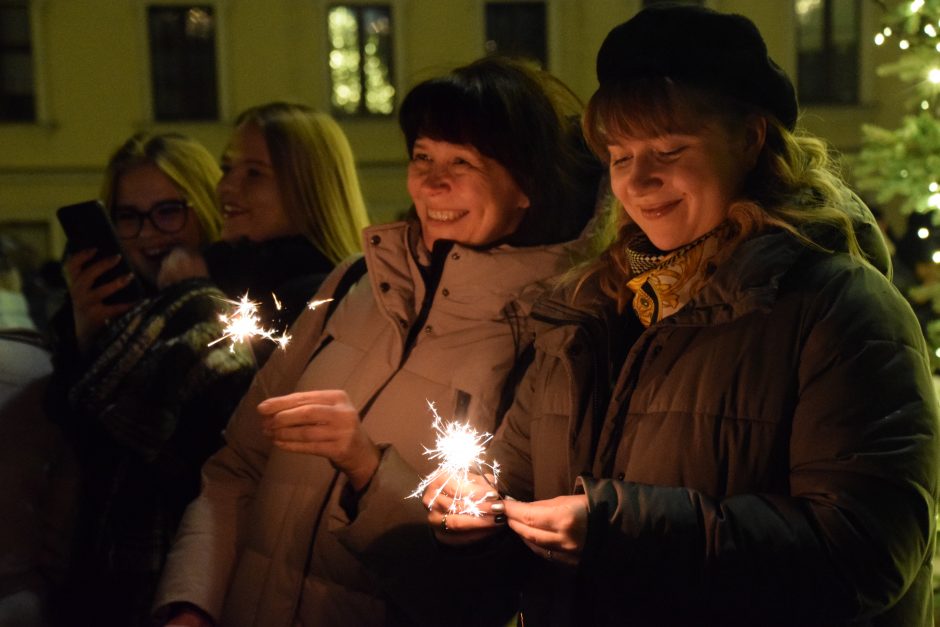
[[581, 79, 867, 311], [234, 103, 370, 263], [100, 132, 223, 244]]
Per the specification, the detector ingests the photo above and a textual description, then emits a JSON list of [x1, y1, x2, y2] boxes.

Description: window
[[796, 0, 860, 105], [484, 2, 546, 67], [328, 5, 395, 116], [147, 5, 219, 121], [0, 0, 35, 122]]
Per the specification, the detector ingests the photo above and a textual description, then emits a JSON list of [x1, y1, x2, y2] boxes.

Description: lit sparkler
[[409, 401, 501, 516], [209, 293, 335, 351], [209, 292, 291, 350]]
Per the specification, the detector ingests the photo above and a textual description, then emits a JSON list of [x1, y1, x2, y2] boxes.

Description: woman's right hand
[[422, 471, 506, 546], [63, 248, 135, 351]]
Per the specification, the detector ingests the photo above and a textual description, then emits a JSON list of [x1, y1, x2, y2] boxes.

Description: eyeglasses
[[111, 200, 190, 239]]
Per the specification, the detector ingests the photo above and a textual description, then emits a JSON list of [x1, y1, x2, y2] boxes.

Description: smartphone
[[56, 199, 144, 305]]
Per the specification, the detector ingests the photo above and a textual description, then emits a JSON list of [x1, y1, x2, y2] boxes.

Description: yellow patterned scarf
[[626, 227, 728, 327]]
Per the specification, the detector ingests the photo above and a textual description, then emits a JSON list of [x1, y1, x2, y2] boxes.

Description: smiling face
[[607, 117, 762, 251], [218, 122, 297, 242], [112, 163, 204, 285], [407, 138, 530, 249]]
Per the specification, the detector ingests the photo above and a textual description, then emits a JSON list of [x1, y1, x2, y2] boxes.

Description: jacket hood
[[815, 191, 891, 277]]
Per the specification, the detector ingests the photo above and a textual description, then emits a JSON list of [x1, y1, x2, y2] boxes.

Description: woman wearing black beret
[[428, 5, 939, 626]]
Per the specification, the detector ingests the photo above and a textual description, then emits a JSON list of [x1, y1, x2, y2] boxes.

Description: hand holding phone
[[57, 200, 144, 349], [57, 200, 144, 305]]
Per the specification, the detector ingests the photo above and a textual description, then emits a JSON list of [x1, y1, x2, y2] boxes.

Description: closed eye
[[656, 146, 686, 159]]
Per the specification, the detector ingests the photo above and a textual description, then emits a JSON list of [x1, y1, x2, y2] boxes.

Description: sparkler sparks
[[210, 293, 336, 351], [307, 298, 334, 310], [209, 293, 292, 351], [408, 401, 500, 516]]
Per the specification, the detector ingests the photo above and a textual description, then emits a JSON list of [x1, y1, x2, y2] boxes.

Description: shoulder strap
[[299, 255, 367, 372], [323, 256, 367, 323]]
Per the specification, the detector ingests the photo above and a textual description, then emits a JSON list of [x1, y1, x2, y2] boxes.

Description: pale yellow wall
[[0, 0, 912, 261]]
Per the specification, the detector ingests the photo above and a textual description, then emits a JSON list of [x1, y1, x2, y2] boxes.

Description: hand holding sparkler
[[410, 401, 507, 545], [258, 389, 381, 490], [422, 471, 506, 546], [501, 495, 588, 566]]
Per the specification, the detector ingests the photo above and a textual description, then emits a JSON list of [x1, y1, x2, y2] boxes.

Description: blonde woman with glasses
[[47, 132, 256, 627], [163, 102, 371, 365]]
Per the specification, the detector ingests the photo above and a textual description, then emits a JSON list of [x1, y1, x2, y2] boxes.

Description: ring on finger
[[441, 513, 449, 533], [547, 549, 553, 561]]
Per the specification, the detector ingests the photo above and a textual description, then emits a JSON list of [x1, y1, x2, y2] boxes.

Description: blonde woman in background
[[155, 58, 603, 627], [164, 102, 371, 364], [47, 132, 256, 627]]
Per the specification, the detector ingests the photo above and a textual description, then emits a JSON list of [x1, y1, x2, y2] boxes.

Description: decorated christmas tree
[[854, 0, 940, 368]]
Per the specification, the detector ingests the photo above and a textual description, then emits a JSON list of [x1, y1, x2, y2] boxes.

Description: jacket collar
[[361, 221, 586, 325], [661, 229, 805, 327]]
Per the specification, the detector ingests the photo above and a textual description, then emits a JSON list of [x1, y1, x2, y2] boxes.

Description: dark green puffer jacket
[[491, 218, 939, 626]]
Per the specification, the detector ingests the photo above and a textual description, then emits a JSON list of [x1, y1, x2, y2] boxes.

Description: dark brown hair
[[399, 57, 602, 246]]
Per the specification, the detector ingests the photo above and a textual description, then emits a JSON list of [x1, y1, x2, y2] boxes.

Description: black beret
[[596, 4, 798, 130]]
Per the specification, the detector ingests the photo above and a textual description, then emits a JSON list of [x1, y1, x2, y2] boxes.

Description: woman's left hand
[[503, 495, 589, 566], [157, 247, 209, 289], [258, 390, 380, 490]]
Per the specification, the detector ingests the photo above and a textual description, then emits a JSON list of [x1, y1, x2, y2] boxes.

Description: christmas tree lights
[[854, 0, 940, 366]]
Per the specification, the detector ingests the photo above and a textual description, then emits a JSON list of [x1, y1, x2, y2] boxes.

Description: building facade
[[0, 0, 908, 260]]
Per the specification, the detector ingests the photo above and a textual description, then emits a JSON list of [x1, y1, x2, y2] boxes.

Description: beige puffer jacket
[[154, 220, 589, 626]]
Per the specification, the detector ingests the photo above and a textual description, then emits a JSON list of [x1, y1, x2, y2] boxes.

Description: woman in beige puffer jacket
[[154, 56, 604, 627]]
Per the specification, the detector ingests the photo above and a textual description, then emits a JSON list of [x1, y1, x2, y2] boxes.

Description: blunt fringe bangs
[[585, 79, 747, 160], [399, 58, 561, 203], [399, 57, 604, 247]]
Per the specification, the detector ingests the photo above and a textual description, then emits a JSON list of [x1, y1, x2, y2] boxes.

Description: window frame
[[136, 0, 228, 124], [479, 0, 558, 70], [795, 0, 863, 106], [482, 0, 549, 67], [325, 2, 397, 118], [0, 0, 50, 126]]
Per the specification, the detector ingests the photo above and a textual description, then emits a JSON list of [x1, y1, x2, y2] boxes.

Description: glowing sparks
[[408, 401, 500, 516], [210, 293, 291, 350], [307, 297, 334, 310], [210, 293, 336, 351]]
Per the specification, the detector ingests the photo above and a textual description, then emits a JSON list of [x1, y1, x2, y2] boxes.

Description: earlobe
[[744, 115, 767, 166], [518, 193, 531, 211]]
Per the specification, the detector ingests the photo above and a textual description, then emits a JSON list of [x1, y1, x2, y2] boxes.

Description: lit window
[[0, 0, 35, 122], [796, 0, 860, 105], [484, 2, 547, 66], [328, 5, 395, 116], [147, 5, 219, 121]]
